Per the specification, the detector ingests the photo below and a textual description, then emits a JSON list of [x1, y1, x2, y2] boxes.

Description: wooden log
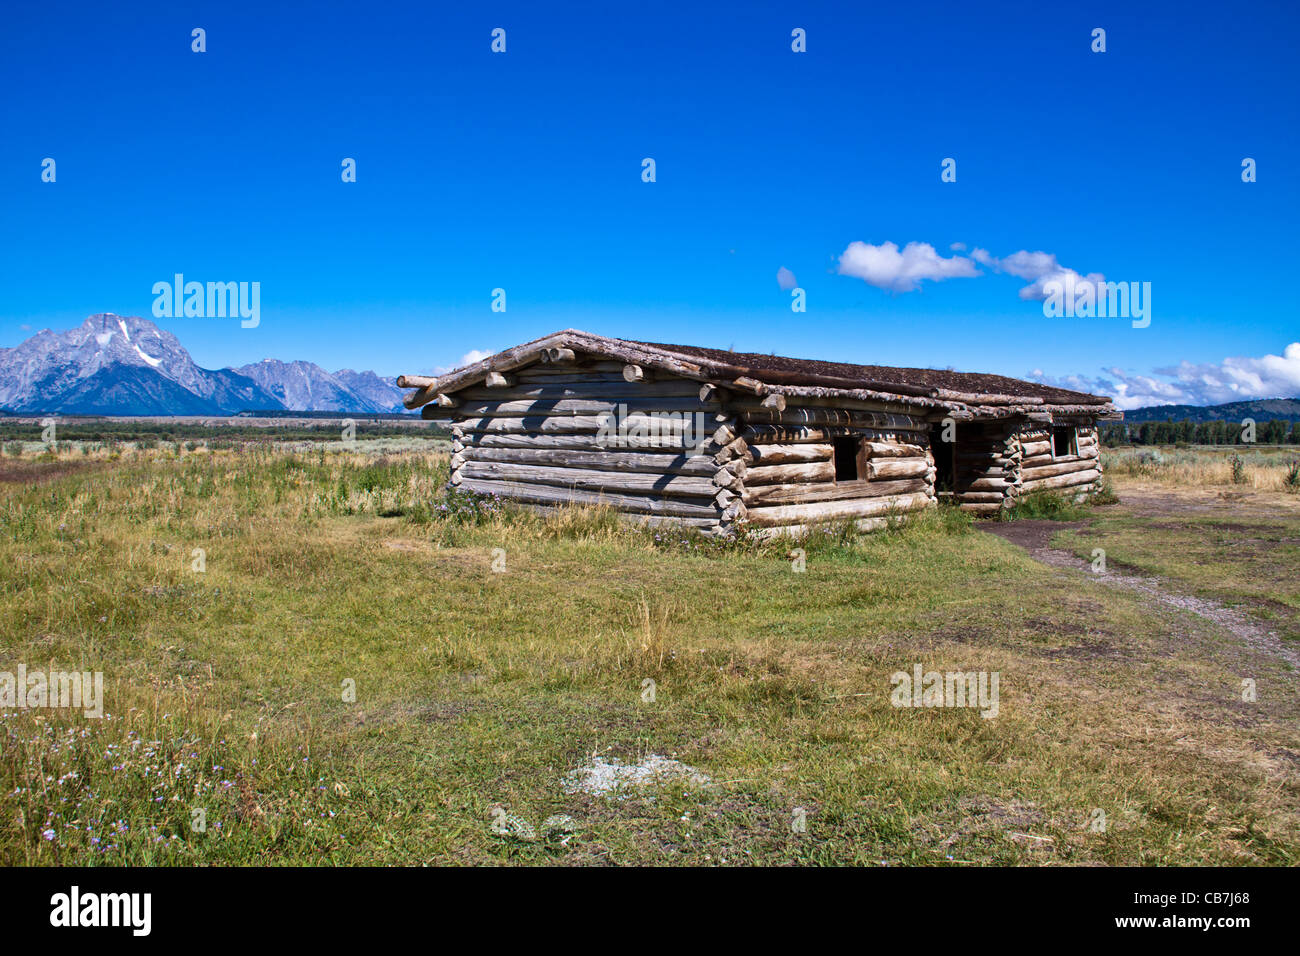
[[738, 391, 934, 417], [721, 499, 746, 520], [744, 477, 927, 506], [403, 385, 438, 410], [396, 374, 438, 389], [542, 347, 577, 363], [457, 478, 720, 518], [454, 397, 715, 417], [750, 515, 898, 539], [1020, 460, 1095, 481], [462, 446, 719, 476], [958, 502, 1002, 515], [761, 393, 787, 412], [718, 458, 747, 480], [459, 461, 719, 498], [1020, 468, 1101, 492], [731, 376, 765, 394], [742, 424, 915, 443], [748, 443, 833, 466], [456, 413, 707, 439], [460, 431, 721, 453], [1019, 454, 1054, 470], [698, 383, 718, 403], [713, 468, 742, 491], [457, 381, 703, 402], [864, 458, 929, 480], [436, 393, 459, 408], [713, 437, 750, 464], [622, 364, 647, 383], [739, 405, 925, 430], [745, 460, 837, 486], [713, 422, 740, 446], [957, 491, 1007, 504], [513, 370, 632, 384], [484, 372, 514, 388], [744, 492, 932, 528], [862, 441, 926, 458], [964, 477, 1012, 492], [1020, 439, 1052, 457]]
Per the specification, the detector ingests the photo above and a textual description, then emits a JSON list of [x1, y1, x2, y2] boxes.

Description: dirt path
[[983, 518, 1300, 671]]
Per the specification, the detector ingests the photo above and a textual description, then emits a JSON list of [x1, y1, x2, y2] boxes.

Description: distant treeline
[[232, 409, 417, 420], [1102, 419, 1299, 446]]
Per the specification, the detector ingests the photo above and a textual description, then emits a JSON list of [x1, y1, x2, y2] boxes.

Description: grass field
[[1, 439, 1296, 865]]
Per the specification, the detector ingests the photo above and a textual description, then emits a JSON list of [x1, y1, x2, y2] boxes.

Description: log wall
[[445, 360, 738, 532], [950, 422, 1020, 516], [730, 398, 936, 536], [1012, 423, 1102, 500], [947, 422, 1104, 515]]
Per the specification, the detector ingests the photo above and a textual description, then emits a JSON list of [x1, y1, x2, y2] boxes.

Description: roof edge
[[398, 329, 1116, 417]]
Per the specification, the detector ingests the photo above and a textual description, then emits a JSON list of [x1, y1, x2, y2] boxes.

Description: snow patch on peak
[[118, 319, 131, 342], [134, 345, 162, 368], [95, 332, 113, 347]]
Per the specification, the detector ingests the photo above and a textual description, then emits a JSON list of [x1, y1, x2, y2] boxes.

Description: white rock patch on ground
[[563, 755, 710, 796]]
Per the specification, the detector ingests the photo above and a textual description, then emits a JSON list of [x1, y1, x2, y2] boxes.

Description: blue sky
[[1, 0, 1297, 407]]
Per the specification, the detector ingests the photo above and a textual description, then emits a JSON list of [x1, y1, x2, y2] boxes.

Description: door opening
[[832, 436, 861, 481], [929, 425, 955, 493]]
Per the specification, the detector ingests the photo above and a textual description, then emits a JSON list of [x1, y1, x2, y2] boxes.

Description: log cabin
[[398, 330, 1121, 537]]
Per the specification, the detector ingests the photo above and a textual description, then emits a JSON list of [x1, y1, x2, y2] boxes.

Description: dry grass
[[1104, 445, 1300, 491]]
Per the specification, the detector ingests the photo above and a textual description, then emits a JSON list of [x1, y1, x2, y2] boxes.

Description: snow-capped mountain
[[0, 313, 406, 415], [231, 359, 405, 413], [332, 368, 410, 413]]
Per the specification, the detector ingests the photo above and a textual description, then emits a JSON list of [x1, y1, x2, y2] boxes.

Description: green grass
[[1004, 490, 1092, 521], [1, 444, 1296, 865]]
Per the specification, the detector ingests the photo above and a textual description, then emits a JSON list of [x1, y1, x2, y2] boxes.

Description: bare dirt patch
[[982, 520, 1084, 562], [0, 458, 100, 485]]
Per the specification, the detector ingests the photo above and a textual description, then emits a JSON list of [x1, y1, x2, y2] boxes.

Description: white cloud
[[836, 241, 979, 292], [431, 348, 495, 376], [834, 240, 1101, 302], [1030, 343, 1300, 409], [971, 248, 1106, 302], [776, 266, 797, 291]]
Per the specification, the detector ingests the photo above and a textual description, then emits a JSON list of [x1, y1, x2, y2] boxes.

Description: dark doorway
[[832, 436, 860, 481], [1052, 426, 1076, 458], [929, 424, 955, 493]]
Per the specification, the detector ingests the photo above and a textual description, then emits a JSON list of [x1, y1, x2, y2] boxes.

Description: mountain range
[[0, 314, 407, 416], [1120, 397, 1300, 424]]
